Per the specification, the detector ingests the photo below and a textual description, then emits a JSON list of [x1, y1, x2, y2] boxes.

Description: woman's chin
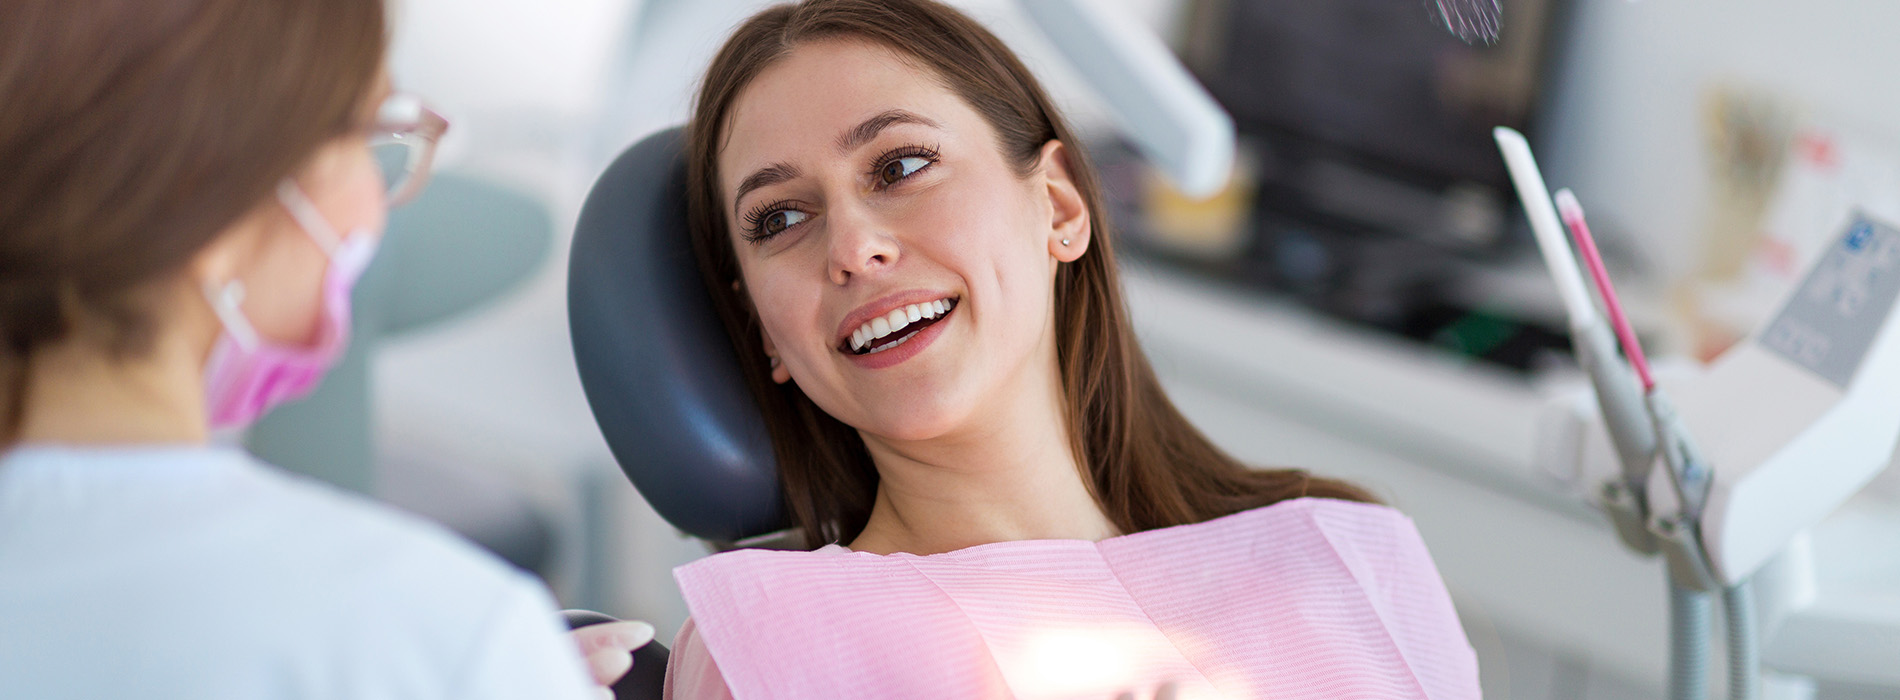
[[851, 401, 978, 445]]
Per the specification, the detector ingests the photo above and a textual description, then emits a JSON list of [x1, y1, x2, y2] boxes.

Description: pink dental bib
[[671, 498, 1479, 700]]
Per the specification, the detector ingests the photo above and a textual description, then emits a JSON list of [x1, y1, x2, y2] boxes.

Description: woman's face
[[235, 81, 391, 346], [719, 40, 1088, 443]]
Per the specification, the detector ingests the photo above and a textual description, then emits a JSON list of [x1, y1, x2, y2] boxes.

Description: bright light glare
[[1018, 627, 1140, 697]]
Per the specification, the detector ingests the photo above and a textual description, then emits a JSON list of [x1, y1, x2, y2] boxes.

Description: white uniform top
[[0, 444, 595, 700]]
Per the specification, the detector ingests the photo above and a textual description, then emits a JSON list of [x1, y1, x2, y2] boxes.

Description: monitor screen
[[1184, 0, 1567, 243]]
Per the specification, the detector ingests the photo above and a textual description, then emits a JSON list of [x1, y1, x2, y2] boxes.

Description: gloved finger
[[1111, 680, 1178, 700], [595, 687, 616, 700], [572, 620, 656, 656], [586, 646, 636, 688]]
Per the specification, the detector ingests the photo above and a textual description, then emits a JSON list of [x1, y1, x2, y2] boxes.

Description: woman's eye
[[877, 155, 931, 187], [763, 209, 809, 236]]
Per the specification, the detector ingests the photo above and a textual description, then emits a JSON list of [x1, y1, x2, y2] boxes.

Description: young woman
[[0, 1, 643, 696], [665, 1, 1477, 698]]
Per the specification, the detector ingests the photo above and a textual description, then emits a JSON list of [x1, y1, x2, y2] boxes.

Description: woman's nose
[[825, 202, 899, 286]]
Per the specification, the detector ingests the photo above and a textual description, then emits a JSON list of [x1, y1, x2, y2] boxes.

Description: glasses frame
[[367, 94, 449, 207]]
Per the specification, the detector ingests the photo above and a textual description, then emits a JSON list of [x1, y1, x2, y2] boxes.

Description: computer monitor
[[1182, 0, 1571, 248]]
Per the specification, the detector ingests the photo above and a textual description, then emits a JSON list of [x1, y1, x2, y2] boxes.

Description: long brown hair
[[0, 0, 386, 439], [688, 0, 1374, 547]]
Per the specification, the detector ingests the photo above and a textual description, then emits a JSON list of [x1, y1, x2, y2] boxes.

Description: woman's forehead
[[719, 41, 973, 181]]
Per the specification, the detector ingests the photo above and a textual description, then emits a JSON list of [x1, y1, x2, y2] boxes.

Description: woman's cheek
[[762, 282, 826, 358]]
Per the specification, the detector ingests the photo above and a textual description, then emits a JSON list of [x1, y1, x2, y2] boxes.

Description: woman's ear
[[760, 326, 791, 385], [185, 202, 274, 295], [1038, 140, 1091, 264], [737, 276, 791, 384]]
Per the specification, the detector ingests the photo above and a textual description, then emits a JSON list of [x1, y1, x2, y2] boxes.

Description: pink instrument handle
[[1556, 192, 1655, 392]]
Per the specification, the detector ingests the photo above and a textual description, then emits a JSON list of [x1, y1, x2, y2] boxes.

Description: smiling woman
[[687, 0, 1376, 553], [664, 1, 1475, 698]]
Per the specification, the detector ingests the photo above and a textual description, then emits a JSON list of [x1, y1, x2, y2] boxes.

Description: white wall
[[1538, 0, 1900, 281]]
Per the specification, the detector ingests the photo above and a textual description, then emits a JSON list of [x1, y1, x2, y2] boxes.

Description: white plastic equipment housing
[[1545, 217, 1900, 586]]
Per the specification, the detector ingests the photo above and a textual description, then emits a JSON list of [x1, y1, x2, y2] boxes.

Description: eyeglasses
[[368, 93, 449, 207]]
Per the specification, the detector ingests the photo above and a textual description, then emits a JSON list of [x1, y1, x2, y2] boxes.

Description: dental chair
[[565, 127, 789, 699]]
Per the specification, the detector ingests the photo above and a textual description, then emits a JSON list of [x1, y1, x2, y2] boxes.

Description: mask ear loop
[[275, 180, 343, 255], [201, 180, 339, 354], [202, 278, 261, 352]]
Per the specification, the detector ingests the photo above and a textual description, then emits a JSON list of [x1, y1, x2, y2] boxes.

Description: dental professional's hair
[[688, 0, 1376, 546], [0, 0, 386, 440]]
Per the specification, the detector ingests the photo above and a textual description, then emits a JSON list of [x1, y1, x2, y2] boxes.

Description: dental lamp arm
[[1015, 0, 1235, 198]]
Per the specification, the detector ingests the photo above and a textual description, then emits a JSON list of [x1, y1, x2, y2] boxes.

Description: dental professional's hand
[[570, 620, 655, 699]]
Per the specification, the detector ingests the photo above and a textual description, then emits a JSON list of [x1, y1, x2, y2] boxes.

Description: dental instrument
[[1495, 127, 1660, 556], [1555, 190, 1653, 391], [1498, 126, 1900, 700], [1558, 189, 1753, 700], [1498, 126, 1709, 697]]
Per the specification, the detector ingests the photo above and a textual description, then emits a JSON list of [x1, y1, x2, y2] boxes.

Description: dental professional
[[660, 1, 1478, 698], [0, 1, 645, 698]]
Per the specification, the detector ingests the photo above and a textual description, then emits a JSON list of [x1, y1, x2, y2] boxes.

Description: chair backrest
[[568, 127, 786, 543]]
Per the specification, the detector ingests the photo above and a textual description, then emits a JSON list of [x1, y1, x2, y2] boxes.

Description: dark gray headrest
[[568, 127, 785, 542]]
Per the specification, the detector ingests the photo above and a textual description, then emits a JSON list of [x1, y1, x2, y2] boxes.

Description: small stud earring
[[769, 356, 781, 369], [1061, 238, 1072, 246]]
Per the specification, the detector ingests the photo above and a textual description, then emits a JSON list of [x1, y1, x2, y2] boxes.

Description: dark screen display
[[1193, 0, 1561, 190]]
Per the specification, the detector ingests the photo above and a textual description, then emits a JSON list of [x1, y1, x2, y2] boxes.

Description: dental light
[[1497, 126, 1900, 700]]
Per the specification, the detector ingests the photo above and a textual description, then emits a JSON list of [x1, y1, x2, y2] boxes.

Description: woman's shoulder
[[1127, 496, 1412, 546], [1256, 494, 1405, 519], [1100, 497, 1438, 587], [1256, 495, 1402, 518], [1264, 496, 1424, 551], [680, 541, 854, 569]]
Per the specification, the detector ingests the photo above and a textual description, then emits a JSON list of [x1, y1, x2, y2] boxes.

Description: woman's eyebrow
[[732, 110, 942, 215], [734, 162, 803, 215], [835, 109, 941, 153]]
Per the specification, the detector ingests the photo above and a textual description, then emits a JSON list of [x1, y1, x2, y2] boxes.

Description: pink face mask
[[202, 181, 381, 430]]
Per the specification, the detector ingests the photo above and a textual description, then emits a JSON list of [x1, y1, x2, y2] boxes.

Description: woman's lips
[[840, 297, 958, 355], [840, 302, 956, 370]]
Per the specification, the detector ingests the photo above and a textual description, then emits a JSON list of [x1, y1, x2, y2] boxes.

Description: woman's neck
[[848, 362, 1118, 556], [14, 331, 209, 446]]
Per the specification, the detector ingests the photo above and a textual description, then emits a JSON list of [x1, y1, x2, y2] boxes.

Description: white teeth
[[845, 297, 957, 353], [868, 329, 919, 354]]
